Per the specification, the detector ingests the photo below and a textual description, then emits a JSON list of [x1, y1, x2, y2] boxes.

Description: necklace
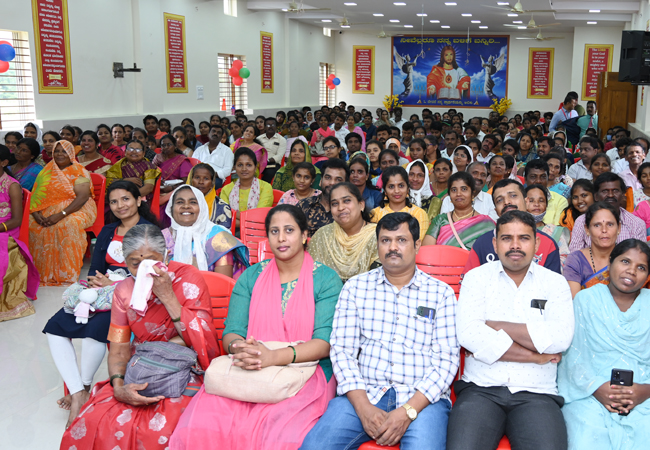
[[453, 209, 475, 221], [589, 246, 597, 272]]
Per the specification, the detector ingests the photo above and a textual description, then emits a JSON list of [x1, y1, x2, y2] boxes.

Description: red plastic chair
[[151, 176, 162, 220], [415, 245, 470, 298], [258, 239, 271, 262], [201, 271, 236, 355], [85, 174, 106, 237], [188, 157, 201, 166], [272, 189, 284, 207], [240, 207, 272, 265], [19, 188, 31, 245]]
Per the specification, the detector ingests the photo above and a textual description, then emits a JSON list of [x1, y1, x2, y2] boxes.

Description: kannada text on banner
[[31, 0, 73, 94], [582, 44, 613, 101], [261, 31, 273, 93], [353, 45, 374, 94], [164, 13, 187, 93], [527, 48, 554, 99]]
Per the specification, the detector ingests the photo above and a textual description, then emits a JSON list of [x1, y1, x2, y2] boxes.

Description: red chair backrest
[[240, 207, 272, 265], [258, 239, 270, 262], [19, 188, 31, 245], [201, 271, 236, 355], [151, 176, 162, 220], [222, 175, 232, 186], [188, 157, 201, 167], [85, 174, 106, 236], [415, 245, 469, 297], [272, 190, 284, 207]]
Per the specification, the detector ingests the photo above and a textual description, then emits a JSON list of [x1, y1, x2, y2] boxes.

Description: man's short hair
[[375, 212, 420, 245], [345, 132, 362, 146], [336, 113, 347, 122], [209, 123, 224, 134], [524, 158, 550, 177], [402, 121, 414, 132], [431, 121, 443, 132], [594, 172, 627, 193], [389, 126, 401, 136], [496, 210, 537, 238], [445, 130, 459, 139], [626, 142, 646, 156], [376, 124, 391, 135], [491, 178, 526, 205], [537, 136, 553, 147], [143, 114, 158, 125], [580, 136, 599, 149], [483, 134, 498, 146], [321, 158, 350, 180], [264, 117, 277, 126]]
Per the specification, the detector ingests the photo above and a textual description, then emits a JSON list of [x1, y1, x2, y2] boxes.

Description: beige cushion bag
[[204, 340, 318, 404]]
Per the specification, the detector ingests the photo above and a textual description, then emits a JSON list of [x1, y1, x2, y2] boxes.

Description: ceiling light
[[441, 25, 451, 28], [479, 26, 488, 29], [417, 13, 428, 17], [341, 25, 350, 28], [282, 8, 288, 11], [430, 19, 440, 23], [497, 2, 510, 5], [445, 2, 457, 5], [513, 20, 523, 23], [518, 26, 526, 29], [373, 13, 384, 16], [343, 2, 357, 5], [404, 25, 413, 28], [462, 13, 472, 17], [589, 9, 600, 13], [471, 20, 481, 23], [390, 19, 400, 22], [321, 19, 332, 22], [393, 2, 407, 5], [508, 13, 518, 17], [587, 21, 597, 24]]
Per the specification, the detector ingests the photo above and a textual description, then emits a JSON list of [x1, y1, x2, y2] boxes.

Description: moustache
[[385, 251, 402, 259], [502, 204, 518, 213], [505, 250, 526, 258]]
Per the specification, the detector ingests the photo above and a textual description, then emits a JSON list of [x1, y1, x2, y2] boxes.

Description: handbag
[[204, 341, 319, 404], [124, 341, 199, 398]]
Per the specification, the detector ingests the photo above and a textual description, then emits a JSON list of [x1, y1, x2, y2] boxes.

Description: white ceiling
[[247, 0, 637, 35]]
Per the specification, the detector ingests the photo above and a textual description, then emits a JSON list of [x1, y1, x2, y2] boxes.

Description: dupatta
[[582, 266, 610, 290], [30, 140, 91, 213]]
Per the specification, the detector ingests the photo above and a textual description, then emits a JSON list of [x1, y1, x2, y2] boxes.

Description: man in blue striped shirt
[[301, 213, 459, 450]]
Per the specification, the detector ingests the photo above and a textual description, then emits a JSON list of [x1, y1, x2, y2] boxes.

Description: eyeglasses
[[126, 147, 144, 152], [323, 145, 338, 151], [161, 143, 174, 148]]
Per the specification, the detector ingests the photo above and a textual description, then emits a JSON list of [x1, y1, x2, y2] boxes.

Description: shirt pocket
[[525, 295, 549, 323], [405, 315, 434, 350]]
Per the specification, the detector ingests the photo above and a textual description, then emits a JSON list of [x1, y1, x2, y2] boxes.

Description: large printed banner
[[164, 13, 188, 93], [260, 31, 273, 93], [582, 44, 613, 101], [31, 0, 73, 94], [353, 45, 374, 94], [392, 35, 509, 108], [527, 48, 554, 99]]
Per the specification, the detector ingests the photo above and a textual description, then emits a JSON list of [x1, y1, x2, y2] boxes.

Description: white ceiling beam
[[549, 1, 639, 13], [554, 13, 633, 21]]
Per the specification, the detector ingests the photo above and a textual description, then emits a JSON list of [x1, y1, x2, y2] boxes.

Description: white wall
[[334, 27, 626, 117], [0, 0, 335, 131]]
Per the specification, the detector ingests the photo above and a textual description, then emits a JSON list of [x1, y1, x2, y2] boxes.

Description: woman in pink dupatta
[[153, 134, 193, 227], [309, 115, 335, 165], [171, 204, 343, 450], [230, 124, 268, 177]]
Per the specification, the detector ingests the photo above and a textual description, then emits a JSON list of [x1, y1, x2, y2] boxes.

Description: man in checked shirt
[[301, 213, 459, 450]]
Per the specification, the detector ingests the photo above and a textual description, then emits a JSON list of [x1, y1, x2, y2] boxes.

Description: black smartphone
[[611, 369, 634, 416], [611, 369, 634, 387], [416, 306, 436, 321]]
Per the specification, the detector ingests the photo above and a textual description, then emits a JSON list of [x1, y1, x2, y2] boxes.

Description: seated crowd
[[1, 98, 650, 450]]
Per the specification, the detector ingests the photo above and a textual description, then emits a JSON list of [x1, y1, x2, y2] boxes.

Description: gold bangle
[[1, 223, 6, 232]]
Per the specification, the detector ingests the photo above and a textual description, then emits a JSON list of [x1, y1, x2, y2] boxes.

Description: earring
[[303, 239, 306, 244]]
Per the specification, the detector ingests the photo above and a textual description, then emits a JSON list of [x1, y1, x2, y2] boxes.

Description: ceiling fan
[[339, 15, 375, 27], [516, 30, 564, 41], [376, 26, 394, 38], [284, 1, 330, 13], [504, 14, 560, 29], [483, 1, 555, 14]]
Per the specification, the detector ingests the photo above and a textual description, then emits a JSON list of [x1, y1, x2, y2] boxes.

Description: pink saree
[[170, 253, 334, 450]]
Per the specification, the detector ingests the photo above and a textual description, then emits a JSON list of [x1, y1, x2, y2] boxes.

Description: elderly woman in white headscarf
[[163, 185, 249, 279], [451, 144, 474, 173], [407, 158, 441, 220], [23, 122, 43, 146]]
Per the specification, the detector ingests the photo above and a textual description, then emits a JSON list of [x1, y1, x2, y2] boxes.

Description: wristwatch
[[402, 403, 417, 421]]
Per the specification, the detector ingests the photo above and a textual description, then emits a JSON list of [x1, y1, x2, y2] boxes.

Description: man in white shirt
[[549, 92, 579, 133], [440, 130, 459, 159], [448, 210, 574, 450], [192, 124, 233, 182], [257, 117, 287, 183], [441, 162, 497, 221], [567, 136, 598, 180], [616, 141, 645, 190], [475, 134, 497, 163], [610, 137, 636, 174], [330, 113, 350, 152], [392, 107, 408, 130]]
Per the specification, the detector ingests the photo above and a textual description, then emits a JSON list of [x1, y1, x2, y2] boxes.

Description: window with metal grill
[[319, 62, 336, 107], [0, 30, 36, 131], [218, 54, 248, 111]]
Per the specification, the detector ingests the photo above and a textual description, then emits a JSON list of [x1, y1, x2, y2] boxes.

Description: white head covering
[[164, 184, 219, 271], [451, 144, 474, 174], [406, 159, 433, 207], [24, 122, 43, 145]]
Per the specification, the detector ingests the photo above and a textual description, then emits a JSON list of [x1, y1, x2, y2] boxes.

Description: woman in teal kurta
[[558, 239, 650, 450]]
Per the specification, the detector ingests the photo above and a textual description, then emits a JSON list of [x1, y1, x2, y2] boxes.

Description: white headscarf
[[451, 144, 474, 174], [406, 159, 433, 207], [164, 184, 219, 271], [24, 122, 43, 145]]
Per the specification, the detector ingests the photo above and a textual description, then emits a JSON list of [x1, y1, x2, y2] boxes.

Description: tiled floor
[[0, 264, 107, 450]]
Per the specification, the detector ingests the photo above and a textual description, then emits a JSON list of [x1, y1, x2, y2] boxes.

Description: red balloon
[[0, 60, 9, 73], [328, 84, 336, 90], [232, 76, 243, 86], [228, 67, 239, 77], [232, 60, 243, 70], [328, 74, 335, 80], [0, 41, 11, 47]]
